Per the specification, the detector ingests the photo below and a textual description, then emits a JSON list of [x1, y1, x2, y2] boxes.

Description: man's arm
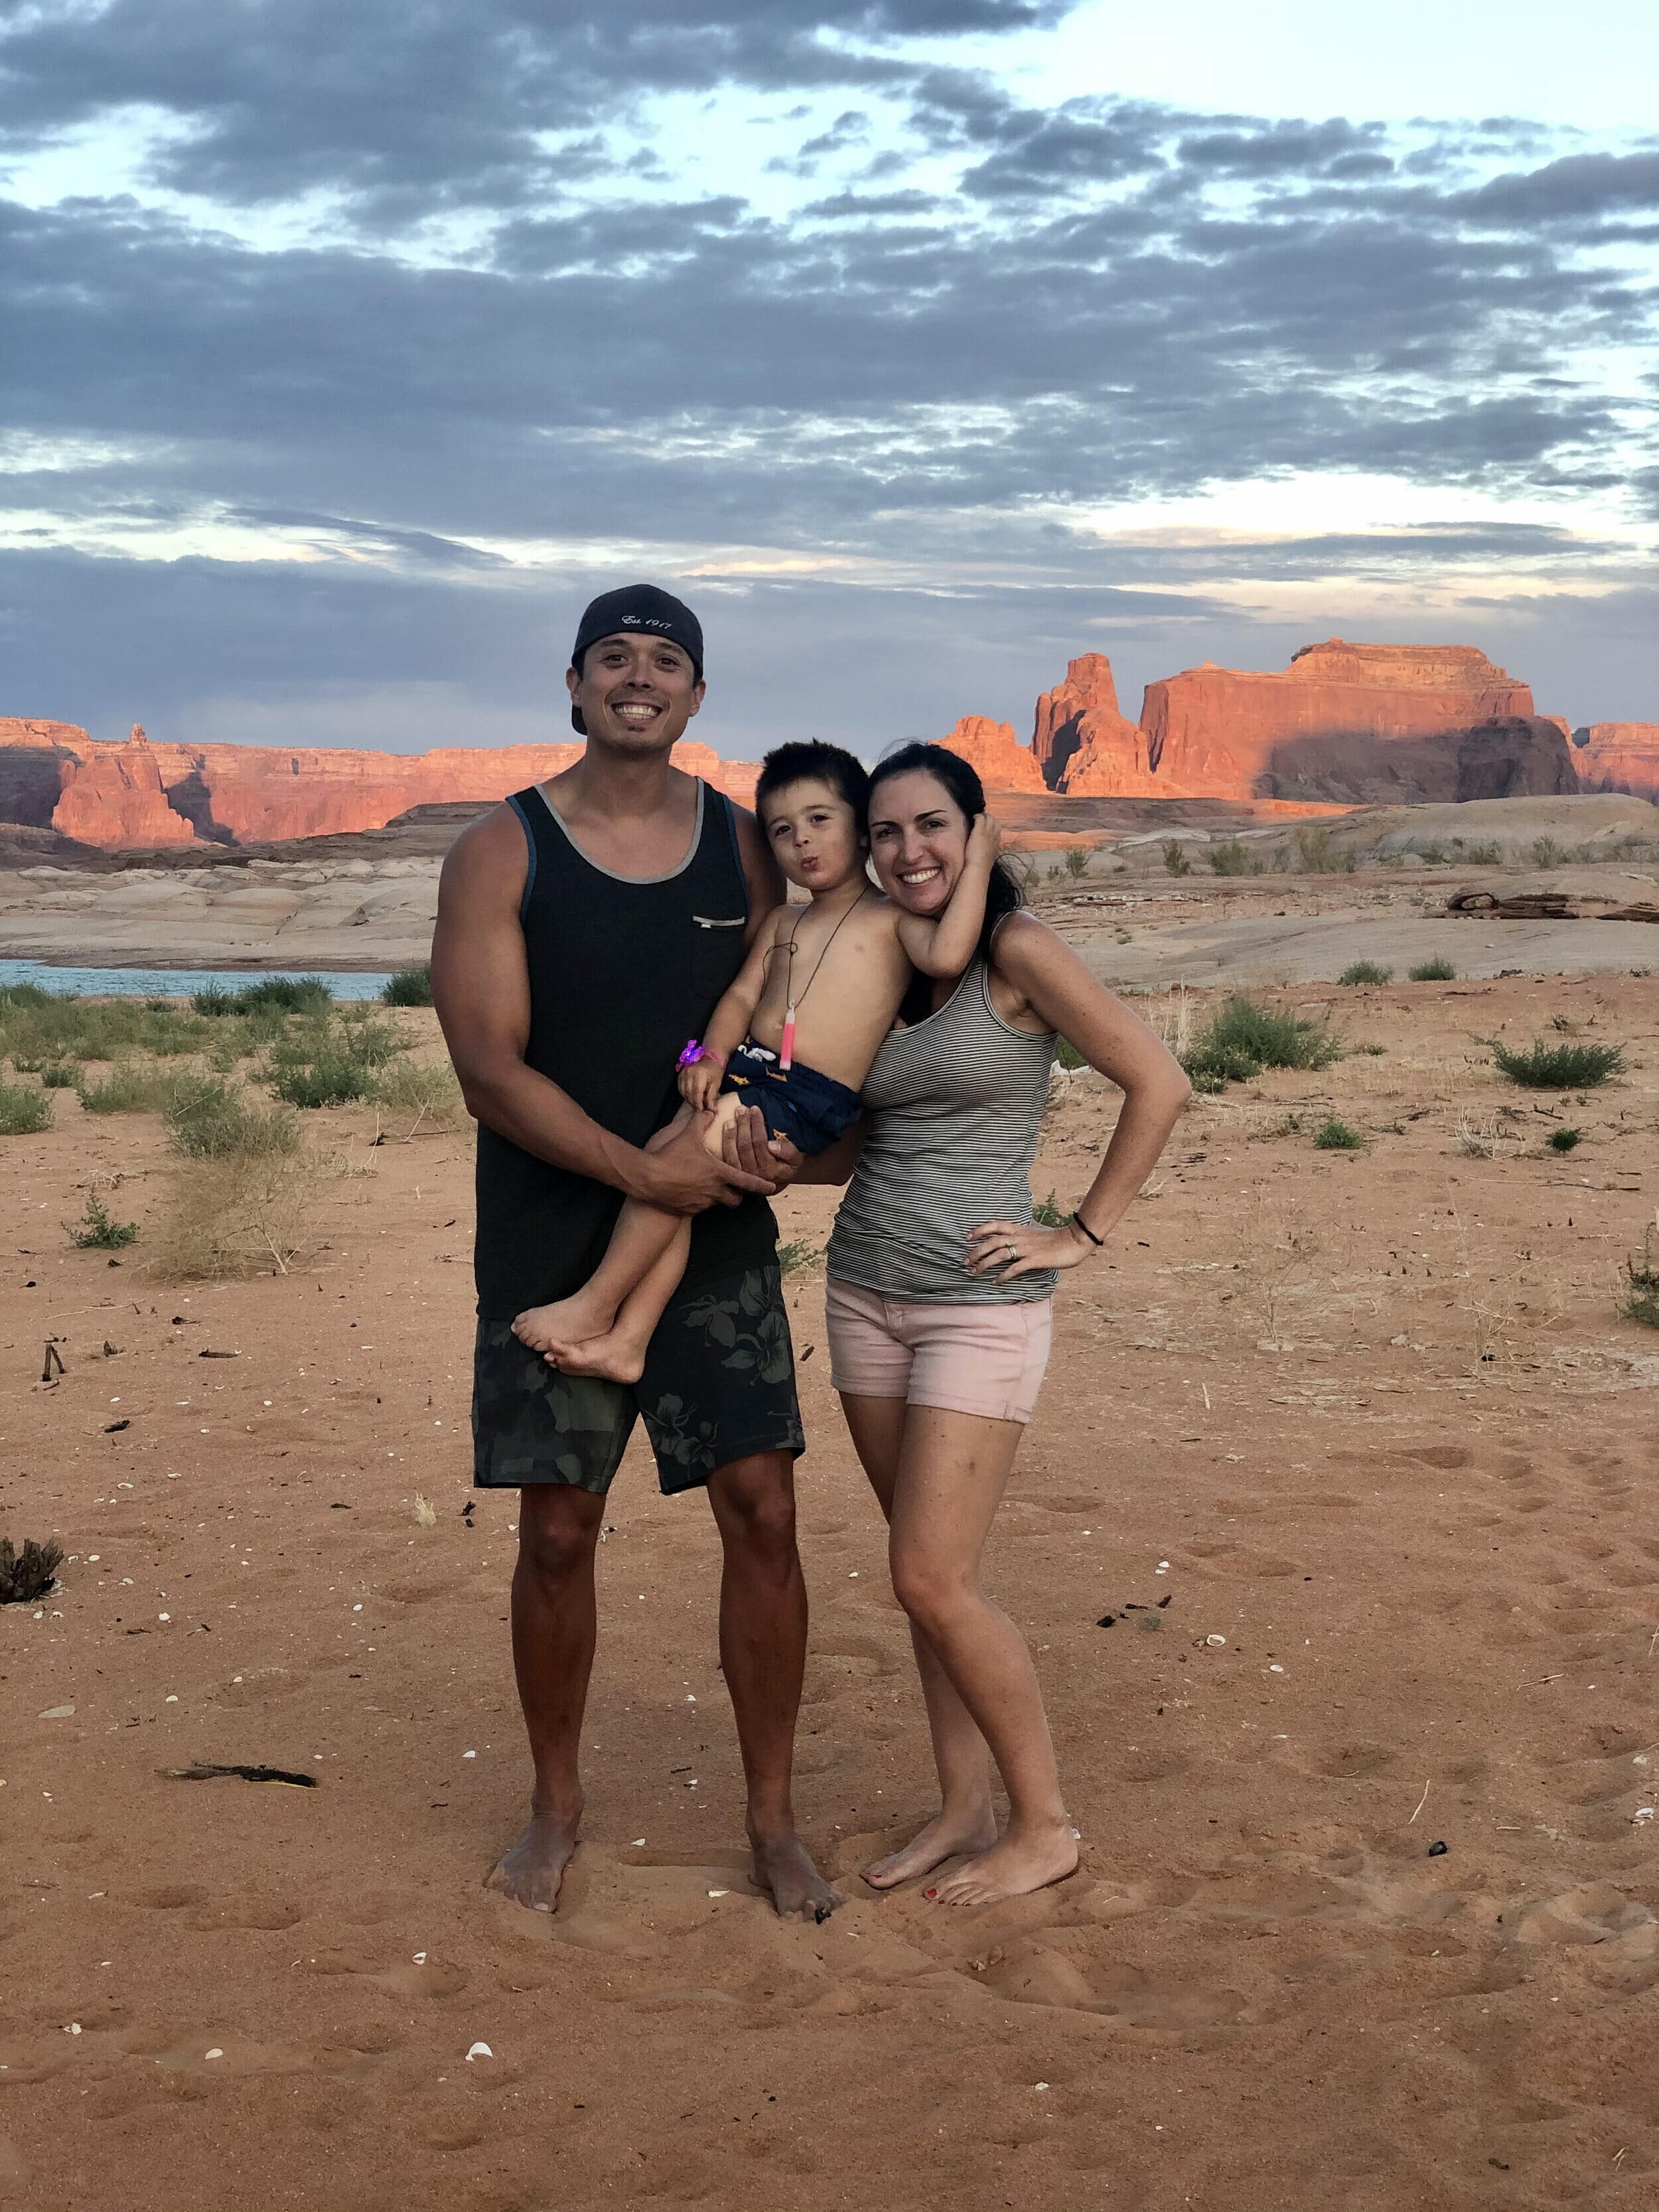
[[431, 808, 772, 1213]]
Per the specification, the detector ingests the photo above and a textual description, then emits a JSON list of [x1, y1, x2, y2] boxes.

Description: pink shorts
[[825, 1277, 1054, 1426]]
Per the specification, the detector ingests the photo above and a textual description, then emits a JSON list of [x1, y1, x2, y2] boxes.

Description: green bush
[[1408, 956, 1457, 982], [1529, 836, 1565, 870], [77, 1065, 180, 1114], [68, 1193, 139, 1248], [1490, 1038, 1626, 1089], [1313, 1118, 1364, 1151], [269, 1050, 376, 1108], [0, 1082, 52, 1134], [1463, 841, 1503, 866], [1, 994, 211, 1063], [381, 964, 434, 1007], [1063, 848, 1090, 881], [39, 1061, 80, 1088], [1547, 1127, 1582, 1153], [1622, 1228, 1659, 1331], [1208, 840, 1262, 877], [1054, 1037, 1086, 1072], [165, 1078, 300, 1159], [191, 984, 241, 1017], [0, 982, 53, 1010], [1295, 827, 1356, 874], [1338, 962, 1392, 986], [1032, 1189, 1067, 1226], [238, 976, 333, 1015], [1182, 995, 1342, 1091], [1161, 840, 1193, 877]]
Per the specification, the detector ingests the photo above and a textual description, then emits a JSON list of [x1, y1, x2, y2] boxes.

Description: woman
[[821, 742, 1190, 1907]]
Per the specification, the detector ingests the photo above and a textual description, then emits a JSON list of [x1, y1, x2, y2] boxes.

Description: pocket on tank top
[[687, 912, 749, 1020]]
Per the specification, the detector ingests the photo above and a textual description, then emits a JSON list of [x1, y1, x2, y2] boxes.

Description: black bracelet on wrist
[[1070, 1211, 1104, 1247]]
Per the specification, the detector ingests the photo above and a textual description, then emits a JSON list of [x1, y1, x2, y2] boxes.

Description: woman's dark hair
[[868, 740, 1023, 967], [755, 739, 870, 822]]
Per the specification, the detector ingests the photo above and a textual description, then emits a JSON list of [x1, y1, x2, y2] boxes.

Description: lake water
[[0, 958, 397, 1001]]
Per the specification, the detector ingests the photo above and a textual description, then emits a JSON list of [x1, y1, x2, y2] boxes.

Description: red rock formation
[[0, 717, 92, 828], [938, 715, 1047, 793], [1137, 640, 1539, 802], [34, 727, 760, 849], [1573, 724, 1659, 805], [51, 727, 197, 847], [1031, 654, 1145, 793]]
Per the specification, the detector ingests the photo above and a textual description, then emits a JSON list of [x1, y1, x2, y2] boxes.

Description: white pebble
[[204, 2048, 224, 2061], [465, 2043, 492, 2062], [462, 1749, 476, 1759]]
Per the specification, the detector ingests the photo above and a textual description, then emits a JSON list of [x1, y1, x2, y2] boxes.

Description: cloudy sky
[[3, 0, 1656, 758]]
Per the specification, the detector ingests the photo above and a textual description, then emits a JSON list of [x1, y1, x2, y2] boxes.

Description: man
[[432, 583, 840, 1923]]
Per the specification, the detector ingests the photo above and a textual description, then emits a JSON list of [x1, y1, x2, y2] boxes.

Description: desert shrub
[[1547, 1127, 1582, 1153], [1463, 841, 1503, 866], [269, 1050, 376, 1108], [776, 1238, 820, 1274], [238, 975, 332, 1015], [1183, 995, 1342, 1091], [266, 1009, 406, 1106], [1208, 840, 1262, 877], [152, 1147, 328, 1278], [191, 984, 241, 1017], [165, 1077, 300, 1158], [1054, 1037, 1086, 1072], [0, 1537, 63, 1603], [40, 1061, 80, 1087], [68, 1192, 139, 1248], [1490, 1038, 1626, 1089], [381, 964, 434, 1007], [1032, 1189, 1067, 1226], [77, 1064, 179, 1114], [1621, 1226, 1659, 1331], [1295, 827, 1356, 874], [1409, 956, 1457, 982], [1529, 835, 1565, 869], [0, 995, 211, 1064], [1063, 848, 1090, 881], [370, 1056, 465, 1127], [1338, 962, 1392, 986], [1161, 839, 1193, 876], [1313, 1118, 1364, 1151], [0, 982, 53, 1011], [0, 1082, 52, 1134]]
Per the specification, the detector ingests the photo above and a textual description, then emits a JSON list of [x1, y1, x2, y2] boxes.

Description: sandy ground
[[3, 974, 1658, 2210]]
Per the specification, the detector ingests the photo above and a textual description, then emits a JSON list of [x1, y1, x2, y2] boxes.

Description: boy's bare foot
[[546, 1329, 648, 1385], [751, 1829, 842, 1924], [512, 1292, 615, 1360], [863, 1802, 999, 1890], [924, 1817, 1078, 1908], [484, 1804, 583, 1913]]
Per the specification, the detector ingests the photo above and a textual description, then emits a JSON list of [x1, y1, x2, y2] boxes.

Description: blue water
[[0, 958, 396, 1001]]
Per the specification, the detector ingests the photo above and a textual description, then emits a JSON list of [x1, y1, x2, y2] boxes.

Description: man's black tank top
[[473, 778, 777, 1321]]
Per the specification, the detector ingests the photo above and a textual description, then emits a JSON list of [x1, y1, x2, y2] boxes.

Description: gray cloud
[[1, 4, 1655, 745]]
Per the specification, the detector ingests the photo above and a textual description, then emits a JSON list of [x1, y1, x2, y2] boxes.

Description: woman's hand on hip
[[965, 1217, 1092, 1282]]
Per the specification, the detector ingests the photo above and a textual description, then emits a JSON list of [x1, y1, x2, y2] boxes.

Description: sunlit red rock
[[51, 726, 197, 847], [1135, 640, 1539, 801], [1573, 723, 1659, 804], [938, 714, 1047, 793], [1031, 654, 1147, 793]]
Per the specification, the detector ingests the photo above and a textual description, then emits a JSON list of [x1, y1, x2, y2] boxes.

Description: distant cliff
[[1573, 723, 1659, 805]]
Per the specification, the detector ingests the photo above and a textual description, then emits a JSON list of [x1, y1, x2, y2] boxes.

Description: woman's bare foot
[[512, 1291, 616, 1359], [546, 1328, 648, 1385], [924, 1817, 1078, 1908], [483, 1804, 583, 1913], [751, 1830, 843, 1924], [863, 1803, 999, 1890]]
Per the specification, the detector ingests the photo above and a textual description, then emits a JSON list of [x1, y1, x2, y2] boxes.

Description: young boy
[[512, 739, 1000, 1380]]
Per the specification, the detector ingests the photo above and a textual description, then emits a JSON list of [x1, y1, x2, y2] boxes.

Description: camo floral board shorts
[[472, 1262, 804, 1496]]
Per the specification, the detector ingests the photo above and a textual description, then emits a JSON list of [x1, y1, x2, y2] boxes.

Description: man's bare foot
[[483, 1805, 582, 1913], [512, 1293, 616, 1360], [751, 1830, 842, 1924], [863, 1803, 999, 1890], [547, 1328, 648, 1385], [924, 1818, 1078, 1908]]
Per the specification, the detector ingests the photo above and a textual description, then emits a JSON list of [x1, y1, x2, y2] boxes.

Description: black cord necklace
[[779, 887, 868, 1070]]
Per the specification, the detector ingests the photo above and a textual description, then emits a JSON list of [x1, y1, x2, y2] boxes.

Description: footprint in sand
[[184, 1894, 303, 1933], [1305, 1741, 1400, 1781]]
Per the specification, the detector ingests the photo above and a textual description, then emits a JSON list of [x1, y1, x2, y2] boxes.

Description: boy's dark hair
[[867, 739, 1024, 968], [755, 740, 871, 823]]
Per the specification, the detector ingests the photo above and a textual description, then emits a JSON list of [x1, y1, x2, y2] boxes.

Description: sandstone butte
[[942, 640, 1655, 809], [1573, 724, 1659, 806], [0, 721, 758, 851]]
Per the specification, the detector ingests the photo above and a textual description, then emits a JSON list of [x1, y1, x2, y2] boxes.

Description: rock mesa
[[937, 715, 1046, 793], [1573, 724, 1659, 806]]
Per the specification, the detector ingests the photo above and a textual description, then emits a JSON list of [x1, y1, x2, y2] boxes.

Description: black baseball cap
[[569, 585, 704, 731]]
